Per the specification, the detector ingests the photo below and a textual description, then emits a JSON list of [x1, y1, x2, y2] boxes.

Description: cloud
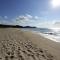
[[16, 16, 31, 26], [0, 16, 8, 19], [4, 16, 8, 19], [15, 14, 56, 28], [53, 21, 60, 28], [15, 14, 40, 26], [26, 14, 32, 18], [0, 14, 40, 26], [34, 16, 39, 19], [0, 19, 10, 25], [0, 14, 59, 28], [16, 16, 29, 21], [0, 15, 34, 26], [36, 21, 54, 28], [0, 16, 13, 25]]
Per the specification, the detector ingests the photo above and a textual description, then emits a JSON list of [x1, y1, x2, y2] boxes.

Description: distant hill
[[23, 26, 36, 28], [0, 24, 36, 28]]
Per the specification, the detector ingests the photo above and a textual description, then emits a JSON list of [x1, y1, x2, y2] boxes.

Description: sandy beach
[[0, 28, 60, 60]]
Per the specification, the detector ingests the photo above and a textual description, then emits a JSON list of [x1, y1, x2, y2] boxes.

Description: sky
[[0, 0, 60, 28]]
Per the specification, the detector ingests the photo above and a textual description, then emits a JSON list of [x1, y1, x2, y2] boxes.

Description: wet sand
[[0, 28, 60, 60]]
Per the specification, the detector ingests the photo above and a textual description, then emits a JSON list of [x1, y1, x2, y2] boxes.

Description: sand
[[0, 28, 60, 60]]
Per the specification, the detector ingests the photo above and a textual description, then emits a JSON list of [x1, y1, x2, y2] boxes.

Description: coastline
[[31, 31, 60, 42], [0, 28, 60, 60], [22, 29, 60, 42]]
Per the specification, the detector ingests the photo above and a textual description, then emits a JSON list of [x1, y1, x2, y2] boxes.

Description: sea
[[21, 28, 60, 42]]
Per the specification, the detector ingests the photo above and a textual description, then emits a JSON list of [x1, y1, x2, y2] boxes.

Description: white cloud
[[34, 16, 39, 19], [0, 15, 59, 28], [0, 19, 10, 25], [53, 21, 60, 28], [16, 16, 30, 26], [0, 16, 12, 25], [16, 15, 29, 21], [15, 14, 37, 26], [0, 15, 34, 26], [36, 21, 54, 28], [16, 15, 55, 28], [4, 16, 8, 19], [26, 14, 32, 18], [0, 15, 39, 26]]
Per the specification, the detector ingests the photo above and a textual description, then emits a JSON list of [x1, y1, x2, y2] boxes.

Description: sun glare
[[51, 0, 60, 8], [51, 28, 60, 32]]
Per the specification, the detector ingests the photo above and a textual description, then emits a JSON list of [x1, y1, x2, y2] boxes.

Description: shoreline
[[22, 29, 60, 42], [32, 31, 60, 42]]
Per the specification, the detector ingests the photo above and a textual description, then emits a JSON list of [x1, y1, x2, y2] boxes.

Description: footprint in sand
[[0, 39, 56, 60]]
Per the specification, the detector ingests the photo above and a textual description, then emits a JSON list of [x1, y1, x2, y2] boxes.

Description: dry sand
[[0, 28, 60, 60]]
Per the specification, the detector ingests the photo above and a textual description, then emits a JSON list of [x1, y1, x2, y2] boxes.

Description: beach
[[0, 28, 60, 60]]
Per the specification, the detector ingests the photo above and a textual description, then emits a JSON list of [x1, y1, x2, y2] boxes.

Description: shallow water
[[21, 28, 60, 42]]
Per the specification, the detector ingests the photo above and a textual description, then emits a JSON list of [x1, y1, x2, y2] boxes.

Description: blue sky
[[0, 0, 60, 28]]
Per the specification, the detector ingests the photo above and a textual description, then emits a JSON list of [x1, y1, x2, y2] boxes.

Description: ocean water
[[21, 28, 60, 42]]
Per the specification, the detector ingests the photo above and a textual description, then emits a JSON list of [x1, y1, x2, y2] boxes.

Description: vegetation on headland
[[0, 24, 36, 28]]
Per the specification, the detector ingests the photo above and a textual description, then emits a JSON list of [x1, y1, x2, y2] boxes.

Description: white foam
[[32, 31, 60, 42], [21, 29, 60, 42]]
